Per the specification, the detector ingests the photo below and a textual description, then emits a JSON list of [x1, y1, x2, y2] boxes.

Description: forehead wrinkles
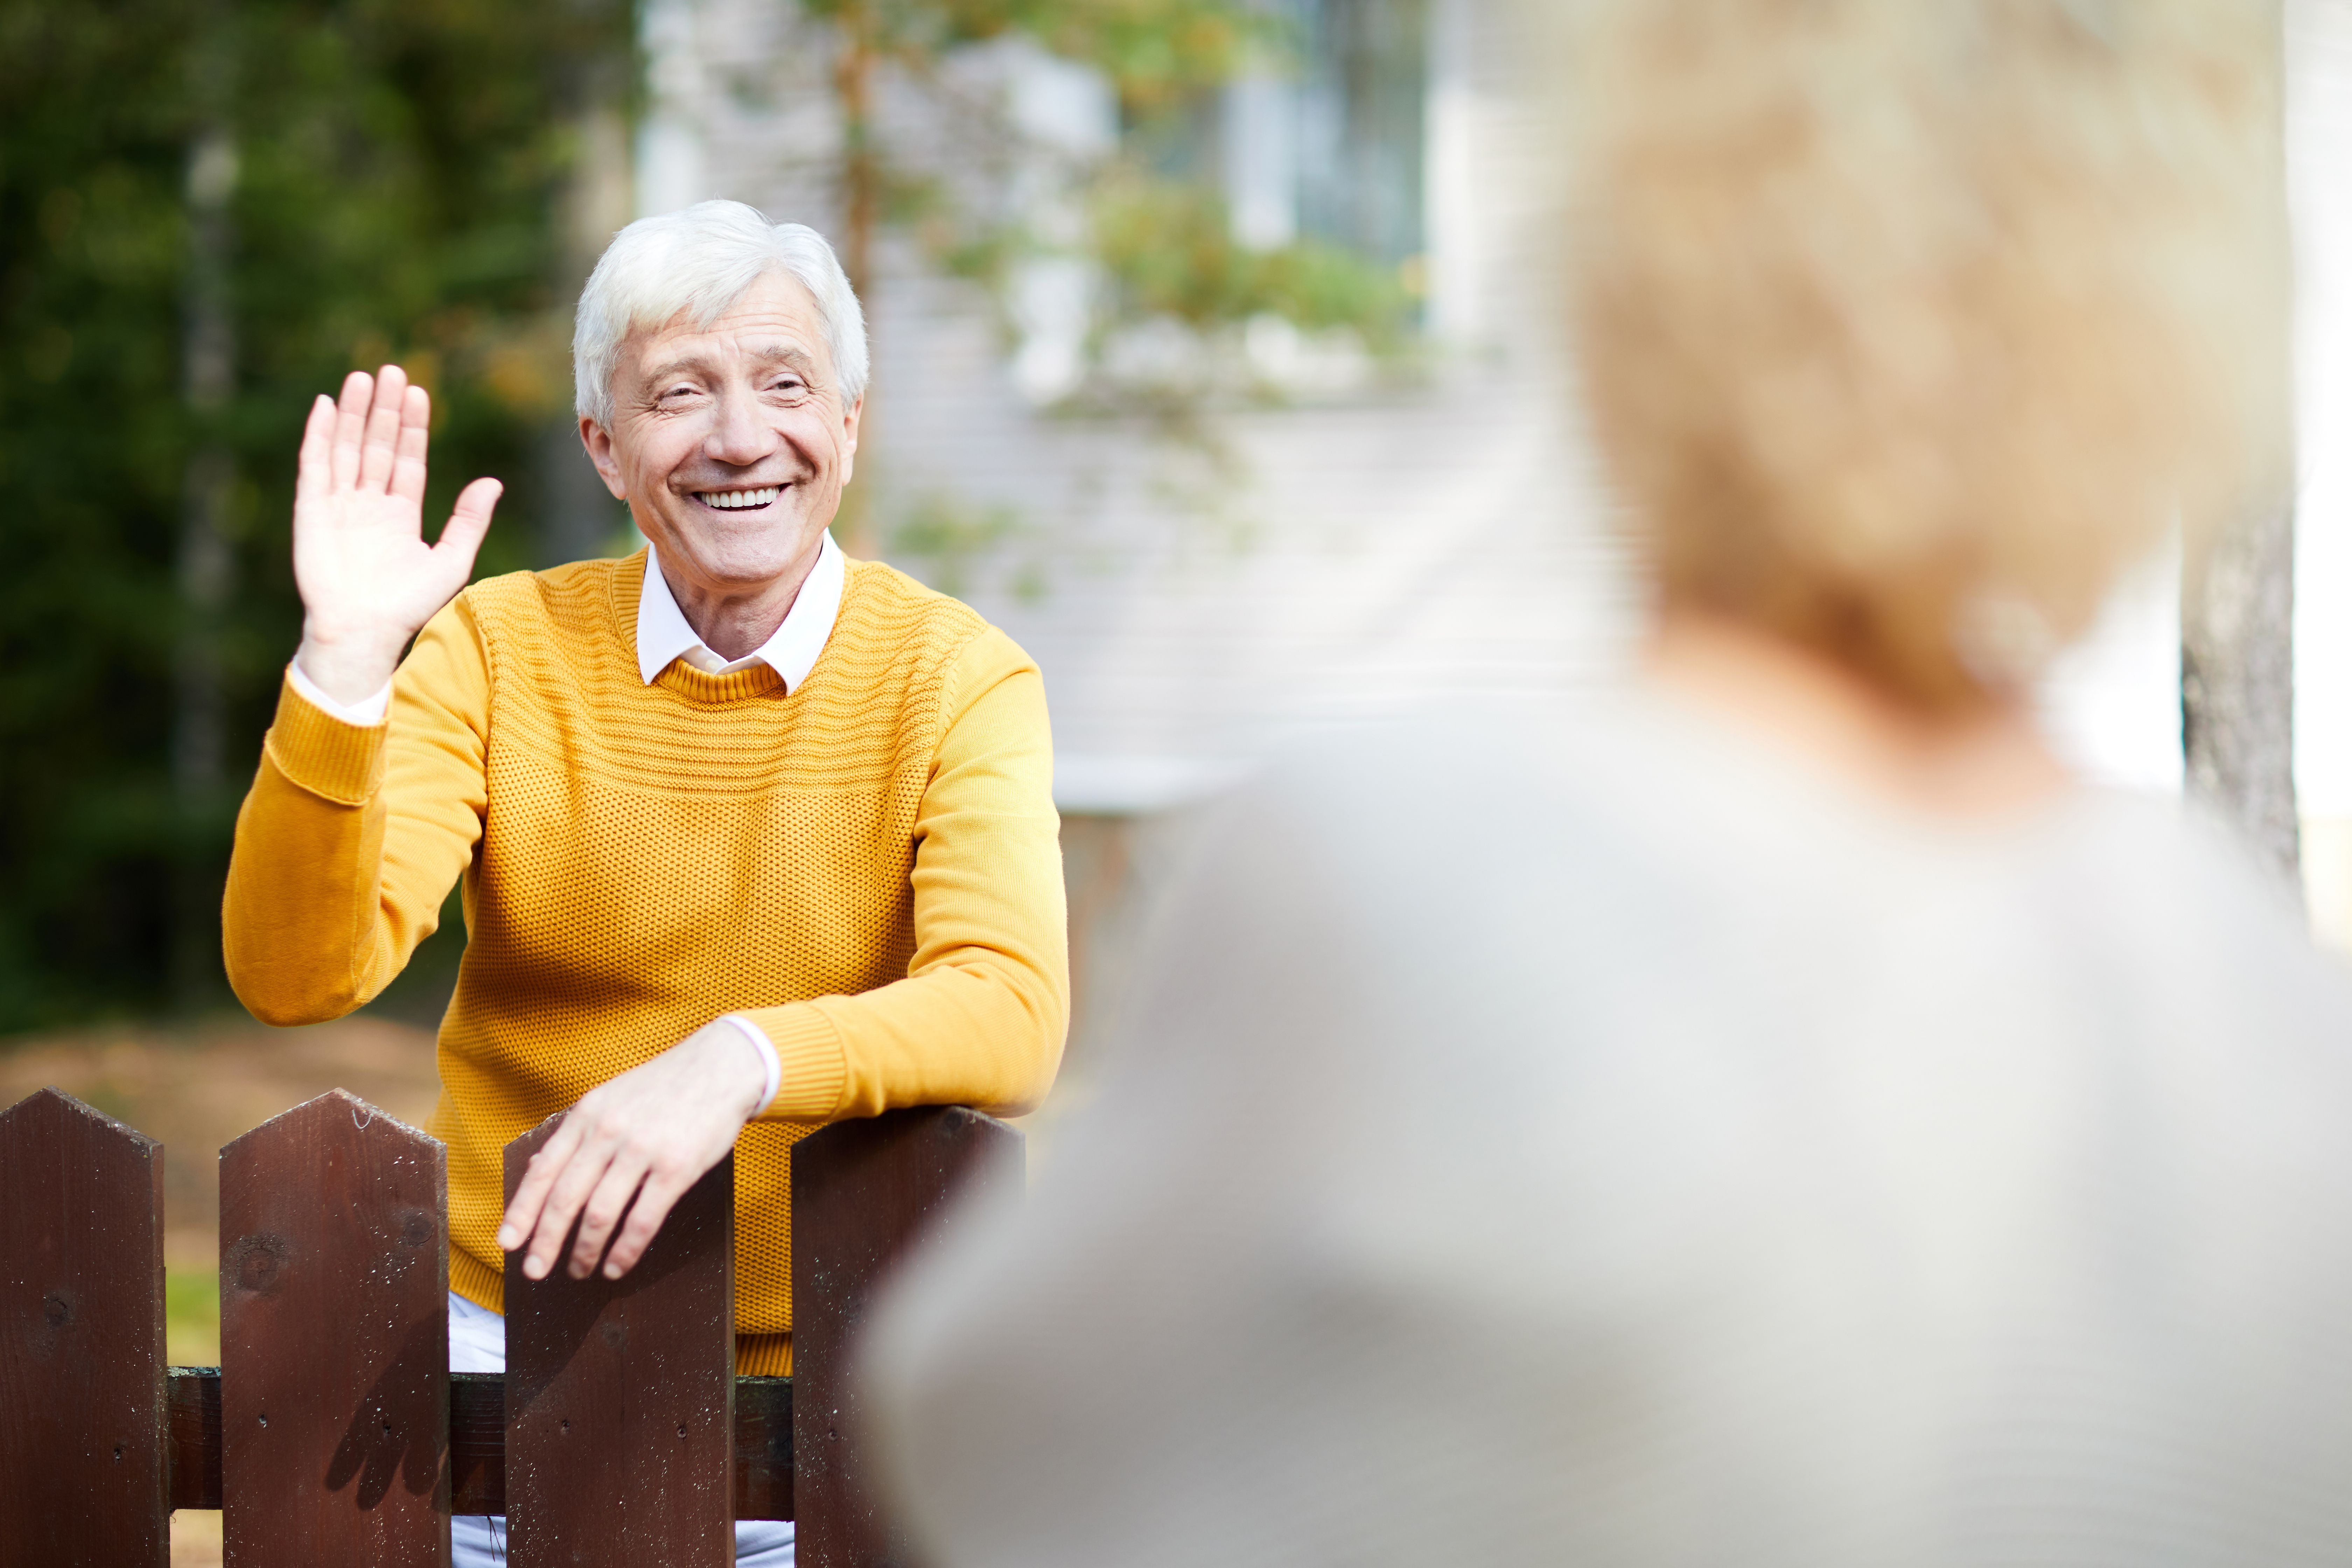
[[633, 328, 826, 392], [632, 272, 832, 383]]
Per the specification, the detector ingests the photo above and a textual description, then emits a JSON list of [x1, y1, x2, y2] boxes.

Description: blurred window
[[1128, 0, 1429, 271], [1291, 0, 1428, 269]]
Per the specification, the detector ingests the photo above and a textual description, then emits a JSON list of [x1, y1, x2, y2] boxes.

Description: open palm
[[292, 365, 501, 703]]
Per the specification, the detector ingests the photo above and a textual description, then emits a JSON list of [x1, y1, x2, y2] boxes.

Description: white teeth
[[701, 487, 779, 509]]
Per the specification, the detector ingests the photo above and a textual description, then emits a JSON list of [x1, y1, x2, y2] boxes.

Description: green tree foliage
[[1087, 170, 1409, 346], [797, 0, 1410, 396], [791, 0, 1411, 593], [0, 0, 629, 1030]]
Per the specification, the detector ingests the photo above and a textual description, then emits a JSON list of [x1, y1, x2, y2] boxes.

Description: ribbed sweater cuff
[[741, 1003, 848, 1120], [264, 672, 388, 805]]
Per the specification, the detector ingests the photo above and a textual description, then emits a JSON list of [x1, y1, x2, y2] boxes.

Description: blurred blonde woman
[[862, 4, 2352, 1565]]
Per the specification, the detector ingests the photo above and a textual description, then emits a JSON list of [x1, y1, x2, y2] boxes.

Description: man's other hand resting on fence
[[500, 1018, 770, 1281]]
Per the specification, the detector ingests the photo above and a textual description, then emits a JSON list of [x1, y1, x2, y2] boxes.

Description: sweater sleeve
[[740, 625, 1070, 1122], [222, 596, 491, 1025]]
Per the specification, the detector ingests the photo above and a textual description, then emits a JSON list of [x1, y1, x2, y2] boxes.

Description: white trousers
[[448, 1291, 797, 1566]]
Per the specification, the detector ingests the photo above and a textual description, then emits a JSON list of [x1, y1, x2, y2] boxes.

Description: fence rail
[[0, 1084, 1020, 1566], [157, 1368, 796, 1518]]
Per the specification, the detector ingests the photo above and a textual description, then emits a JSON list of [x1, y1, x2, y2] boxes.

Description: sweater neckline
[[607, 550, 866, 705], [654, 661, 786, 702]]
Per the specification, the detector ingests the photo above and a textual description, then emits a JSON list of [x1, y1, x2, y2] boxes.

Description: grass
[[166, 1268, 220, 1365]]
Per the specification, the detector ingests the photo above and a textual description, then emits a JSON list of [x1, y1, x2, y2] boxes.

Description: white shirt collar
[[636, 532, 845, 693]]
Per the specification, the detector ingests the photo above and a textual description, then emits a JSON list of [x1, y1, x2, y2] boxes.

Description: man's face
[[581, 269, 861, 594]]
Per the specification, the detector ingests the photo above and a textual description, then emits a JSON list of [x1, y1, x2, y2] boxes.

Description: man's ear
[[839, 396, 863, 487], [580, 415, 629, 500]]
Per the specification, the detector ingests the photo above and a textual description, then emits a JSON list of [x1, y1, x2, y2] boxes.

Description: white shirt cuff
[[719, 1014, 783, 1117], [286, 659, 392, 727]]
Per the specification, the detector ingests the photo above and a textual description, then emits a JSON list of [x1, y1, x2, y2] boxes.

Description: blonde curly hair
[[1566, 0, 2291, 709]]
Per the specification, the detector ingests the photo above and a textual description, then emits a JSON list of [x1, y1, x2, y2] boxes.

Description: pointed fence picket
[[791, 1108, 1026, 1567], [0, 1086, 1018, 1568], [502, 1114, 735, 1564], [0, 1088, 170, 1566], [220, 1090, 450, 1564]]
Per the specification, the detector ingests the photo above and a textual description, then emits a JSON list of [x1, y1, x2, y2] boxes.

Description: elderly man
[[223, 201, 1067, 1564]]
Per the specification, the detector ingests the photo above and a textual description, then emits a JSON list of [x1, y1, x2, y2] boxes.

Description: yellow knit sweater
[[223, 552, 1068, 1375]]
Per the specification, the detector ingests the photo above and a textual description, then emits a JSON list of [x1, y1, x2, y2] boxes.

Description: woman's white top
[[867, 696, 2352, 1568]]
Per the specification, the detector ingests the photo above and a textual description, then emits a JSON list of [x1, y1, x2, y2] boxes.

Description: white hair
[[572, 200, 869, 427]]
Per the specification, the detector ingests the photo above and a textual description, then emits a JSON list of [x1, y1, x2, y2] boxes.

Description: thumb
[[435, 477, 502, 572]]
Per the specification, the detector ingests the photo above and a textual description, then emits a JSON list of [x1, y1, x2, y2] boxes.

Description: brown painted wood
[[452, 1371, 785, 1523], [502, 1115, 734, 1565], [458, 1368, 786, 1521], [792, 1107, 1023, 1568], [166, 1369, 793, 1521], [734, 1377, 793, 1521], [0, 1087, 169, 1566], [219, 1091, 449, 1566], [169, 1366, 224, 1509], [449, 1372, 505, 1517]]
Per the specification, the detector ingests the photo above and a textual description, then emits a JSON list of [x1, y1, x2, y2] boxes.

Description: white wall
[[2036, 544, 2184, 796], [2292, 0, 2352, 943], [2295, 0, 2352, 815]]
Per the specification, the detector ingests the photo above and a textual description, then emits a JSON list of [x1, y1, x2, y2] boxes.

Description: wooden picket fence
[[0, 1085, 1020, 1566]]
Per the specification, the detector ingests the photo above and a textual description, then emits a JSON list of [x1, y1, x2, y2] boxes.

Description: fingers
[[358, 364, 408, 493], [498, 1115, 583, 1270], [330, 370, 373, 490], [391, 384, 430, 506], [322, 365, 420, 496], [434, 477, 503, 574], [522, 1120, 625, 1282], [499, 1033, 755, 1286], [597, 1168, 691, 1280], [295, 395, 336, 506], [567, 1147, 657, 1281]]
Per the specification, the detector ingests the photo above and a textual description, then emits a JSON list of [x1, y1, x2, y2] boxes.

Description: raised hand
[[291, 365, 503, 704]]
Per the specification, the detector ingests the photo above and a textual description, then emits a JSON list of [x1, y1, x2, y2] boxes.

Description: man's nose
[[703, 387, 775, 467]]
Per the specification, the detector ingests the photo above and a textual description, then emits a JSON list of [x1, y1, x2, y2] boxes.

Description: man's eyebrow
[[752, 342, 821, 374], [637, 340, 822, 388]]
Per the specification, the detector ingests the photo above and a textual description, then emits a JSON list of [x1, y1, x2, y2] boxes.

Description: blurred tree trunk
[[830, 0, 880, 555], [834, 0, 878, 303], [2183, 500, 2301, 889], [172, 111, 238, 1008], [540, 96, 636, 566]]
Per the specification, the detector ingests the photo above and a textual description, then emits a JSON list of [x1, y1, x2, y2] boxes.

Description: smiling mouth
[[694, 486, 783, 511]]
